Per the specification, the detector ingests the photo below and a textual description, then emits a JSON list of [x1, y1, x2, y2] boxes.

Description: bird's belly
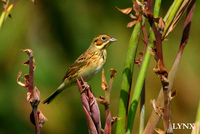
[[80, 59, 104, 81]]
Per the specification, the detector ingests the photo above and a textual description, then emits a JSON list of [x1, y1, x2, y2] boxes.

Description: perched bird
[[43, 34, 117, 104]]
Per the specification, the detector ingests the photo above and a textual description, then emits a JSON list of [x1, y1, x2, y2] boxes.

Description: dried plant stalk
[[17, 49, 47, 134]]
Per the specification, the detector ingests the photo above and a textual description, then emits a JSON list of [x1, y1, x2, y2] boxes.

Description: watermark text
[[173, 123, 194, 130]]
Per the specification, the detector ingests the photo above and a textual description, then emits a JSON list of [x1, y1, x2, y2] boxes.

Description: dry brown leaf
[[17, 71, 26, 87], [101, 69, 107, 90], [153, 60, 168, 78], [23, 60, 30, 65], [96, 97, 108, 105], [158, 18, 165, 34], [171, 90, 176, 98], [154, 128, 165, 134], [24, 74, 29, 80], [154, 17, 160, 23], [109, 68, 117, 78], [33, 87, 40, 102], [38, 110, 47, 127], [127, 20, 137, 27], [147, 46, 156, 57], [21, 49, 36, 70], [33, 58, 36, 70], [102, 82, 107, 91], [151, 99, 164, 118], [27, 87, 40, 104], [134, 52, 143, 66], [111, 117, 121, 125], [21, 49, 33, 56], [129, 14, 137, 20], [100, 96, 105, 99], [22, 59, 36, 70], [157, 106, 164, 115], [135, 0, 145, 7], [169, 90, 176, 101], [142, 9, 154, 19], [116, 7, 133, 14], [30, 109, 47, 127], [151, 99, 159, 115]]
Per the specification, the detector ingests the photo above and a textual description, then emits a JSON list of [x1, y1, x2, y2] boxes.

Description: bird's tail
[[43, 82, 67, 104]]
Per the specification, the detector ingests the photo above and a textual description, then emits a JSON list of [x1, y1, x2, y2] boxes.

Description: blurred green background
[[0, 0, 199, 133]]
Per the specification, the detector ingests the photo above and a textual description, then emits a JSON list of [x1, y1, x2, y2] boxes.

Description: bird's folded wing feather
[[63, 52, 91, 81]]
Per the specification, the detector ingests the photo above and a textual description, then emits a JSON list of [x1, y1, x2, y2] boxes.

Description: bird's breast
[[79, 51, 106, 81]]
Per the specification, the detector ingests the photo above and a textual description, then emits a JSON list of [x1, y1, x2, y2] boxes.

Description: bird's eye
[[101, 36, 106, 41]]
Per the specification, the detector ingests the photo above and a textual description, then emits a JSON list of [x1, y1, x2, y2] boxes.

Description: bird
[[43, 34, 117, 104]]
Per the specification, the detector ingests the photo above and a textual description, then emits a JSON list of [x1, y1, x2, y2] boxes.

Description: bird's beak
[[109, 37, 117, 42]]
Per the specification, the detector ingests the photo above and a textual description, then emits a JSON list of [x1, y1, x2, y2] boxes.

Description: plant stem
[[191, 100, 200, 134], [105, 73, 113, 117], [162, 0, 191, 38], [126, 42, 152, 134], [115, 21, 141, 134], [28, 51, 40, 134], [0, 11, 6, 29], [125, 0, 161, 133], [33, 107, 40, 134], [139, 82, 145, 134], [144, 0, 196, 133]]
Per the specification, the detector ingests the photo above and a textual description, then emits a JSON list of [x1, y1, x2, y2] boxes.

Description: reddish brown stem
[[33, 107, 40, 134], [28, 53, 34, 96], [141, 22, 148, 53], [25, 49, 40, 133], [151, 23, 164, 66], [143, 1, 196, 133], [147, 0, 152, 12], [28, 52, 40, 134], [146, 1, 172, 132], [180, 0, 196, 48]]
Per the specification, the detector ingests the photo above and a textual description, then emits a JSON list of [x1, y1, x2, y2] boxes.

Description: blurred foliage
[[0, 0, 199, 133]]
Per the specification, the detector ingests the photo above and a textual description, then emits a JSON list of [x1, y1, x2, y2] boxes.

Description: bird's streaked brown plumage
[[43, 34, 116, 104]]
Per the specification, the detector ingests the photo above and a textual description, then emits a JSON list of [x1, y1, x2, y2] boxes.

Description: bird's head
[[91, 34, 117, 50]]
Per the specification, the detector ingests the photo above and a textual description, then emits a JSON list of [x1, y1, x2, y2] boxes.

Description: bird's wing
[[63, 51, 91, 81]]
